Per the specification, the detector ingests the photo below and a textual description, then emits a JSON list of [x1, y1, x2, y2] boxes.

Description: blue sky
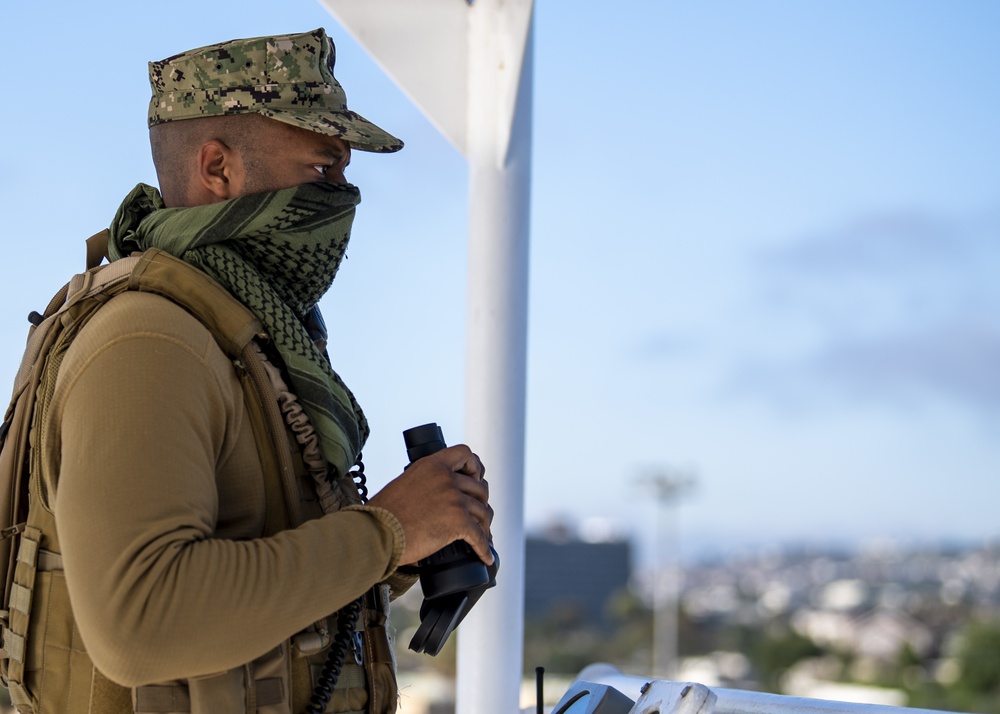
[[2, 1, 998, 563]]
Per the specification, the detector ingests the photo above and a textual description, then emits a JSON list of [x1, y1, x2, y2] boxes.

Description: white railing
[[527, 664, 969, 714]]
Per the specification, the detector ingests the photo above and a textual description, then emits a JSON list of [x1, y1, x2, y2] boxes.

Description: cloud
[[762, 210, 960, 275], [734, 320, 1000, 411], [734, 207, 1000, 412], [632, 332, 702, 361], [758, 208, 999, 295], [811, 322, 1000, 407]]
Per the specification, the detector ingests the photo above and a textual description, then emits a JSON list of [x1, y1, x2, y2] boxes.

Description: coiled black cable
[[304, 596, 363, 714], [303, 455, 369, 714], [352, 453, 368, 502]]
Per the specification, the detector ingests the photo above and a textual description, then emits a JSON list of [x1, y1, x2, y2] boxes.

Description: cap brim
[[261, 107, 403, 153]]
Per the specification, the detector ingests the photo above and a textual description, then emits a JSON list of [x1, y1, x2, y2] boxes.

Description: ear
[[195, 140, 244, 202]]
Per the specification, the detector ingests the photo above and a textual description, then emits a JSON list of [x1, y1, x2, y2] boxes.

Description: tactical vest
[[0, 242, 398, 714]]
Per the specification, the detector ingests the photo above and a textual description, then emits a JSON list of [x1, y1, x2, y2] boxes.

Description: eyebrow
[[312, 145, 351, 164]]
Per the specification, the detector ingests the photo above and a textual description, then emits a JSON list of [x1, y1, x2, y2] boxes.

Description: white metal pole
[[457, 5, 533, 714], [317, 3, 534, 709]]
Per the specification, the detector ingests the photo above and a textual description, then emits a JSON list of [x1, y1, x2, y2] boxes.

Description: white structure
[[559, 664, 963, 714], [318, 3, 534, 714]]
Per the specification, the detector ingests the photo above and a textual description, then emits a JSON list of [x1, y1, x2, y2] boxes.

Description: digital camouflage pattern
[[148, 28, 403, 153]]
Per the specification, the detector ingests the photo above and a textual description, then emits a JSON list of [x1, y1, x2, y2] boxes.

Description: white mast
[[318, 3, 534, 713]]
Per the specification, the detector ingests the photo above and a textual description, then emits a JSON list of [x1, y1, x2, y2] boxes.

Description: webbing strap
[[133, 677, 286, 712], [86, 229, 110, 270], [67, 254, 140, 309], [7, 550, 61, 615], [5, 528, 40, 666], [134, 684, 190, 712], [367, 623, 394, 665], [2, 628, 24, 663], [12, 255, 143, 398], [256, 678, 284, 707], [8, 583, 29, 616], [310, 662, 366, 691], [16, 537, 36, 565], [7, 679, 30, 709], [37, 549, 63, 571], [340, 664, 366, 691]]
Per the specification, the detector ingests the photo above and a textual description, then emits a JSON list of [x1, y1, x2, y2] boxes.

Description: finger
[[462, 518, 495, 565], [456, 452, 485, 480], [452, 473, 489, 505], [461, 494, 494, 536], [441, 445, 485, 480]]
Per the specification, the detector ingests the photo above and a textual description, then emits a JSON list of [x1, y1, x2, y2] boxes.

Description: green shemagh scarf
[[108, 181, 368, 478]]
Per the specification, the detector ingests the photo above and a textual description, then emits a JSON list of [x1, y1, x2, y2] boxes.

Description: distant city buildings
[[524, 522, 1000, 704], [671, 541, 1000, 702], [524, 529, 632, 627]]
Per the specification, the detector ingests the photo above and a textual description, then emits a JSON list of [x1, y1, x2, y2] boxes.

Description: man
[[8, 28, 492, 714]]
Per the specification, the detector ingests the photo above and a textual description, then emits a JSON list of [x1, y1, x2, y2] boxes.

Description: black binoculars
[[402, 423, 499, 656]]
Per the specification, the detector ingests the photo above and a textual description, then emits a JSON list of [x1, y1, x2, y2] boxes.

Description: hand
[[368, 444, 494, 567]]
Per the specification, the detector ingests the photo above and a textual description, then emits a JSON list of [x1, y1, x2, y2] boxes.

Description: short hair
[[149, 114, 268, 206]]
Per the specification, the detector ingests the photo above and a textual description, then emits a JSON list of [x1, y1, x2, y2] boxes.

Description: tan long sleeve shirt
[[43, 289, 404, 696]]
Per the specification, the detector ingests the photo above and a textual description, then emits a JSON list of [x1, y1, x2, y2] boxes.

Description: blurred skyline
[[1, 1, 997, 564]]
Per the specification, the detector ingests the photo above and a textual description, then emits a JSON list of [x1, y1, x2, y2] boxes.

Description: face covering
[[108, 181, 368, 477]]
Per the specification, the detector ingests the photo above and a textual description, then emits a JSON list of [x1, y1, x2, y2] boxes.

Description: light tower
[[638, 469, 695, 680]]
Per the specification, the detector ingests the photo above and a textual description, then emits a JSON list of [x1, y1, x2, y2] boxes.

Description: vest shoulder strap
[[0, 241, 301, 699]]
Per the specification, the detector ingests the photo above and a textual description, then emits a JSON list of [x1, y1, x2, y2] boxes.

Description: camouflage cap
[[148, 28, 402, 153]]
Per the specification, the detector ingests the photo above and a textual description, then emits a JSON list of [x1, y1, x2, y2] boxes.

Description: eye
[[312, 154, 350, 178], [311, 147, 351, 180]]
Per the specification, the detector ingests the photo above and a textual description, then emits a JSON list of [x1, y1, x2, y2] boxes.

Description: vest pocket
[[363, 585, 399, 714], [251, 644, 292, 714], [133, 649, 292, 714], [307, 661, 367, 713], [133, 669, 247, 714]]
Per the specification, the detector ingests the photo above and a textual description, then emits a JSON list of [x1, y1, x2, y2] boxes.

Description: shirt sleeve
[[49, 291, 402, 686]]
